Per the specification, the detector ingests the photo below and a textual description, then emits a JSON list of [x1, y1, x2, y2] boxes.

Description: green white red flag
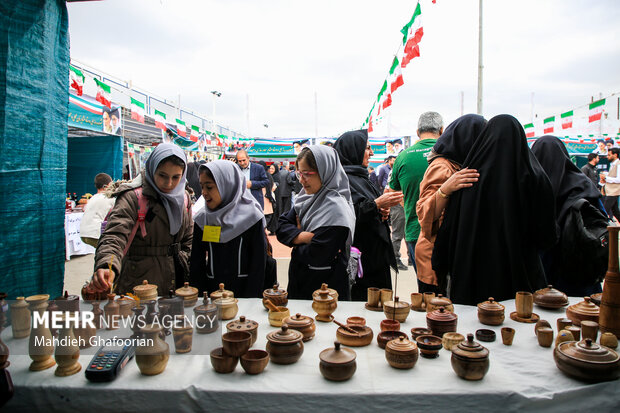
[[130, 97, 145, 123], [190, 125, 199, 142], [69, 66, 85, 96], [561, 110, 573, 129], [176, 118, 187, 137], [589, 99, 605, 122], [543, 116, 555, 134], [524, 123, 535, 138], [389, 56, 404, 94], [154, 109, 166, 130], [94, 78, 112, 108], [400, 2, 423, 68]]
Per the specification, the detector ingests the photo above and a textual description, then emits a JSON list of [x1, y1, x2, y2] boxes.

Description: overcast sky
[[67, 0, 620, 139]]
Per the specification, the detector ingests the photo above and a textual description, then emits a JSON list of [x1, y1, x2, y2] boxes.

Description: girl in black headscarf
[[432, 115, 557, 305], [334, 130, 403, 301], [531, 135, 606, 296]]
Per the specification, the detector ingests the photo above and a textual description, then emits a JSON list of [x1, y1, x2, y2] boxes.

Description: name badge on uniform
[[202, 225, 221, 243]]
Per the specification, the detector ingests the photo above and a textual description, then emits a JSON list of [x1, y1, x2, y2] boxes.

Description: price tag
[[202, 225, 221, 243]]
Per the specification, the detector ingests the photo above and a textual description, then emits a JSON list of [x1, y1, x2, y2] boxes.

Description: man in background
[[80, 173, 115, 247], [236, 150, 269, 210], [581, 153, 599, 189]]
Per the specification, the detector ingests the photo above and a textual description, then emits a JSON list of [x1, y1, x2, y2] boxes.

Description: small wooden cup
[[367, 288, 380, 307], [566, 325, 581, 342], [581, 320, 598, 341], [537, 327, 553, 348], [556, 317, 571, 333], [515, 291, 533, 319], [501, 327, 515, 345], [422, 292, 435, 309], [410, 293, 423, 310], [379, 289, 393, 306]]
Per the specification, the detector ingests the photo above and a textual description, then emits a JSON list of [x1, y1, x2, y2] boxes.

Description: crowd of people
[[83, 111, 610, 304]]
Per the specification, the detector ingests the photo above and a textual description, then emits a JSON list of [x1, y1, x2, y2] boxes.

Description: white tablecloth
[[65, 212, 95, 260], [3, 297, 619, 412]]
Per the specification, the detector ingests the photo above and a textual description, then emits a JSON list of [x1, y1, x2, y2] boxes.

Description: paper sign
[[202, 225, 221, 243]]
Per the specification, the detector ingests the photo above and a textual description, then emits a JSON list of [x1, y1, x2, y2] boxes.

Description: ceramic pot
[[268, 306, 290, 327], [600, 332, 618, 349], [426, 294, 454, 313], [443, 332, 465, 350], [566, 297, 599, 326], [266, 324, 304, 365], [500, 328, 515, 346], [347, 316, 366, 326], [382, 296, 410, 323], [263, 284, 288, 309], [555, 330, 574, 348], [210, 283, 234, 301], [284, 313, 316, 342], [222, 331, 252, 357], [581, 320, 599, 342], [319, 341, 357, 381], [135, 324, 170, 375], [416, 334, 443, 358], [103, 294, 119, 330], [537, 327, 554, 347], [367, 287, 380, 308], [210, 347, 238, 373], [26, 294, 55, 371], [10, 297, 30, 339], [599, 226, 620, 337], [336, 325, 373, 347], [554, 338, 620, 382], [172, 321, 193, 353], [194, 295, 218, 334], [477, 297, 505, 326], [377, 331, 407, 349], [227, 316, 259, 346], [515, 291, 534, 319], [214, 292, 239, 321], [411, 327, 433, 341], [451, 333, 490, 381], [54, 324, 81, 377], [312, 284, 337, 322], [240, 349, 269, 375], [175, 282, 198, 307], [380, 319, 400, 332], [133, 280, 158, 302], [534, 285, 569, 309], [385, 336, 419, 369], [427, 307, 458, 337]]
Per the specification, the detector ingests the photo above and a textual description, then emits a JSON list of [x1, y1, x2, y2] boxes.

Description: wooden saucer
[[365, 303, 384, 312], [509, 311, 540, 323], [410, 305, 425, 312]]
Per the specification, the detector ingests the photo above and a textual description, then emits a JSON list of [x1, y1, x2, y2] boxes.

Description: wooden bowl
[[347, 316, 366, 326], [416, 334, 443, 358], [411, 327, 433, 341], [442, 332, 465, 351], [336, 325, 373, 347], [380, 319, 400, 332], [210, 347, 238, 373], [475, 329, 496, 343], [240, 349, 269, 375], [377, 331, 407, 349], [221, 331, 252, 357], [268, 306, 291, 327]]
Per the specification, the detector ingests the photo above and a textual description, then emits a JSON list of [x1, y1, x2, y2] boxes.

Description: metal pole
[[476, 0, 483, 115], [314, 91, 318, 138], [212, 94, 216, 134]]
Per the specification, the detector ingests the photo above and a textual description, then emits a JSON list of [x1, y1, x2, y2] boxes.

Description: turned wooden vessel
[[214, 292, 239, 320], [385, 336, 419, 369], [210, 347, 238, 374], [443, 332, 465, 351], [133, 280, 158, 302], [175, 282, 199, 307], [26, 294, 55, 371], [477, 297, 505, 326], [451, 333, 490, 381], [600, 226, 620, 337], [566, 297, 599, 326], [336, 325, 374, 347], [554, 338, 620, 382], [416, 334, 443, 358], [312, 284, 337, 322], [377, 331, 407, 349], [383, 296, 410, 323], [600, 332, 618, 349], [222, 331, 252, 357], [283, 313, 316, 342], [534, 285, 569, 309], [194, 292, 218, 334], [135, 324, 170, 375], [240, 349, 269, 375], [263, 284, 288, 309], [54, 322, 81, 377], [117, 296, 136, 318], [313, 286, 339, 302], [266, 324, 304, 365], [427, 307, 458, 337], [426, 294, 454, 313], [103, 294, 119, 330], [10, 297, 30, 339], [53, 291, 80, 312], [227, 316, 259, 345], [210, 283, 234, 301], [319, 341, 357, 381], [172, 320, 193, 353]]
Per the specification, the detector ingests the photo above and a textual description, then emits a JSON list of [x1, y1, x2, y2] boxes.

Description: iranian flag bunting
[[400, 2, 423, 68], [524, 123, 535, 138], [94, 78, 112, 108], [389, 56, 404, 93], [377, 80, 388, 103], [69, 66, 85, 96], [543, 116, 555, 134], [368, 116, 373, 133], [382, 93, 393, 110], [589, 99, 605, 122], [154, 109, 166, 130], [176, 118, 187, 137], [561, 110, 573, 129], [190, 125, 199, 142], [130, 97, 145, 123]]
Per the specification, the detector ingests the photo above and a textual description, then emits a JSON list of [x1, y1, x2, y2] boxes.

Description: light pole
[[211, 90, 221, 134]]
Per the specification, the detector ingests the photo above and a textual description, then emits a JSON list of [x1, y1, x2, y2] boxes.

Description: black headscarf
[[531, 135, 601, 222], [428, 114, 487, 165], [432, 115, 557, 305]]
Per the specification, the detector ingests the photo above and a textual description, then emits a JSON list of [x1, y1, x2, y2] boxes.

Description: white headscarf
[[193, 160, 265, 243], [143, 143, 187, 235], [294, 145, 356, 244]]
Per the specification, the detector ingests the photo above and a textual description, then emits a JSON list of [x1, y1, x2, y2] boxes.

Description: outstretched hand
[[90, 268, 115, 293], [375, 191, 403, 209], [441, 168, 479, 195]]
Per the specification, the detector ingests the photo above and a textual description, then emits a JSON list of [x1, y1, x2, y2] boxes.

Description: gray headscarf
[[294, 145, 356, 244], [144, 143, 187, 235], [193, 160, 265, 243]]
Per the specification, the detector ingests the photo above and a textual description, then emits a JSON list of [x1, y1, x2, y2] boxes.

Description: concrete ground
[[65, 234, 418, 299]]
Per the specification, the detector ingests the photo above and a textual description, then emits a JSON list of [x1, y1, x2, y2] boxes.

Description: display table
[[3, 297, 619, 412], [65, 212, 95, 260]]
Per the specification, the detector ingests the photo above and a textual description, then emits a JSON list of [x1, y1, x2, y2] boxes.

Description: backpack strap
[[123, 187, 148, 256]]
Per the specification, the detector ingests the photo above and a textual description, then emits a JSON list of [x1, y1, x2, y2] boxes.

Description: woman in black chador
[[432, 115, 558, 305]]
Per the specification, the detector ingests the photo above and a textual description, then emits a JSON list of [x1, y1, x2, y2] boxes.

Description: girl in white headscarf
[[276, 145, 356, 300], [190, 160, 267, 297]]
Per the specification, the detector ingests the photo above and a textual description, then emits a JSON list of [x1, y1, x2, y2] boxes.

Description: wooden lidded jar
[[451, 333, 490, 381], [263, 284, 288, 309], [227, 316, 259, 346], [426, 294, 454, 313], [427, 306, 458, 337], [382, 296, 411, 323], [194, 293, 218, 334], [133, 280, 158, 302], [554, 338, 620, 382], [266, 324, 304, 365], [210, 283, 234, 301], [477, 297, 505, 326], [385, 335, 419, 369], [312, 283, 337, 322], [533, 285, 569, 309], [283, 313, 316, 342], [214, 292, 239, 321], [566, 297, 600, 326], [319, 341, 357, 381], [175, 282, 199, 307], [312, 285, 339, 303]]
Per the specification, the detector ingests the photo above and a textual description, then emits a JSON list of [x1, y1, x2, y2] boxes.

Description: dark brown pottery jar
[[319, 341, 357, 381], [266, 324, 304, 365], [427, 306, 458, 337], [451, 333, 490, 381]]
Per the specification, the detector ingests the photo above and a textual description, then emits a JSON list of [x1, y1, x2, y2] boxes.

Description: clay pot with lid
[[193, 292, 218, 334], [312, 284, 337, 322], [227, 316, 259, 345], [385, 336, 419, 369], [477, 297, 505, 326], [554, 338, 620, 382], [319, 341, 357, 381], [283, 313, 316, 342], [266, 324, 304, 364], [175, 282, 199, 307], [566, 296, 599, 326], [263, 284, 288, 309], [426, 294, 454, 313], [133, 280, 158, 302], [534, 285, 569, 309], [427, 306, 458, 337], [214, 292, 239, 320], [210, 283, 234, 301], [451, 333, 490, 381], [382, 296, 411, 323]]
